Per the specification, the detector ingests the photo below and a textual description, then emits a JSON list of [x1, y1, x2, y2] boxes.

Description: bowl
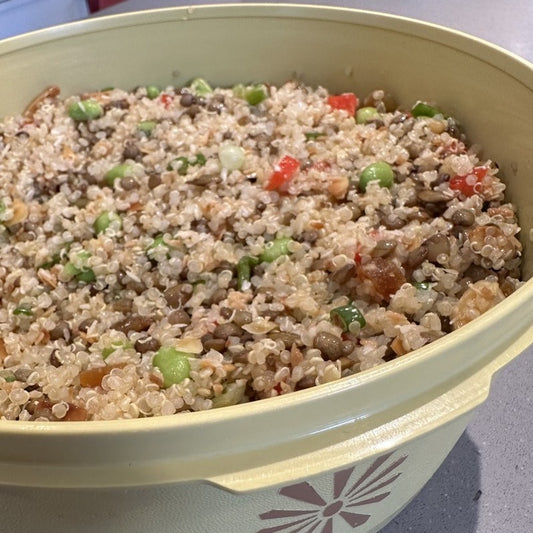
[[0, 5, 532, 533]]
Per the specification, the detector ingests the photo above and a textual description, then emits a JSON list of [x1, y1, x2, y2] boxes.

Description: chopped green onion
[[233, 83, 268, 105], [38, 253, 61, 270], [152, 346, 191, 388], [102, 341, 133, 360], [411, 101, 442, 118], [64, 251, 95, 283], [75, 269, 96, 283], [147, 234, 168, 250], [167, 153, 206, 174], [13, 304, 33, 316], [219, 145, 245, 171], [359, 161, 394, 192], [168, 156, 189, 175], [259, 237, 292, 263], [244, 84, 268, 105], [413, 281, 431, 290], [146, 234, 172, 261], [330, 303, 366, 331], [237, 256, 260, 290], [192, 153, 206, 166], [189, 78, 212, 97], [211, 382, 247, 408], [304, 131, 326, 141]]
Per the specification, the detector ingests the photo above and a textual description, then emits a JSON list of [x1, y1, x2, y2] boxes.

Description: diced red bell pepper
[[327, 93, 359, 116], [449, 166, 488, 196], [160, 93, 173, 109], [265, 155, 301, 191]]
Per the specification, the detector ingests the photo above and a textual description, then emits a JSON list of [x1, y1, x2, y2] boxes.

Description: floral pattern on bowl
[[258, 451, 408, 532]]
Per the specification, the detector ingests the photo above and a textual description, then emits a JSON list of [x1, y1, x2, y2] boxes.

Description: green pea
[[138, 120, 157, 136], [330, 303, 366, 332], [152, 346, 191, 388], [359, 161, 394, 191], [259, 237, 292, 263], [93, 211, 122, 235], [356, 106, 380, 124], [189, 78, 212, 97], [104, 163, 133, 187], [146, 85, 161, 99], [411, 101, 442, 118], [2, 373, 16, 383], [413, 281, 431, 291], [68, 99, 103, 121]]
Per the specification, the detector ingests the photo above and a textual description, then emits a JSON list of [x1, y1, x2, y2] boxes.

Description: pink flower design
[[258, 451, 408, 532]]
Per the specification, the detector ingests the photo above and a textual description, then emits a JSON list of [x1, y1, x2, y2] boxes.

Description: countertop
[[8, 1, 533, 531]]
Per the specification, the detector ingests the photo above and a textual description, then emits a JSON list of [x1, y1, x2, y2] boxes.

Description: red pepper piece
[[160, 93, 173, 109], [265, 155, 301, 191], [449, 166, 488, 196], [327, 93, 359, 116]]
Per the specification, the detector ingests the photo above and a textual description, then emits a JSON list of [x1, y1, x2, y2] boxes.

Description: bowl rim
[[0, 3, 532, 437]]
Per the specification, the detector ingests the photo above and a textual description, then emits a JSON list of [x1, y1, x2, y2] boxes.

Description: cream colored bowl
[[0, 5, 532, 533]]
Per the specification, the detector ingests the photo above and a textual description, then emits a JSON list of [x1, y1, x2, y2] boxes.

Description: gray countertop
[[9, 1, 532, 531], [97, 2, 533, 532]]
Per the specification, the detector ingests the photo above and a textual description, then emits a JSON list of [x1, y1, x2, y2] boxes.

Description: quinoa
[[0, 81, 523, 421]]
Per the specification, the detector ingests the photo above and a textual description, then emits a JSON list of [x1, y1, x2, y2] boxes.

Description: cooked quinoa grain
[[0, 81, 523, 421]]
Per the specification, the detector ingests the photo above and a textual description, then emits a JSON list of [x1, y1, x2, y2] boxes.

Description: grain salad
[[0, 80, 523, 421]]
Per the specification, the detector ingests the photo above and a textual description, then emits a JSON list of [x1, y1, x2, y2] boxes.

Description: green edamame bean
[[68, 100, 103, 121], [359, 161, 394, 191], [104, 163, 133, 187], [152, 346, 191, 388], [138, 120, 157, 136], [94, 211, 122, 235], [260, 237, 292, 263]]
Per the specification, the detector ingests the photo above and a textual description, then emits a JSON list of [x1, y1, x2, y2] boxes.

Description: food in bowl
[[0, 79, 523, 421]]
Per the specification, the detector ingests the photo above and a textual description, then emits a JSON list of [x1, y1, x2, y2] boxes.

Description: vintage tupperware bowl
[[0, 5, 532, 533]]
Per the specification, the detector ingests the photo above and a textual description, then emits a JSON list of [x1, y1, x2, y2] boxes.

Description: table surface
[[23, 1, 533, 531]]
